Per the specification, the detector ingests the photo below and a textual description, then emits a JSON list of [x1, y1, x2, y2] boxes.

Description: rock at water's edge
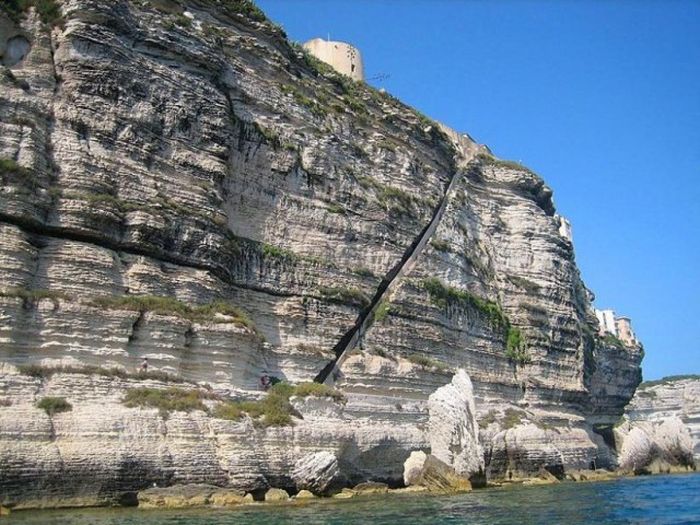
[[403, 450, 428, 486], [264, 488, 290, 502], [428, 370, 484, 479], [292, 451, 344, 496]]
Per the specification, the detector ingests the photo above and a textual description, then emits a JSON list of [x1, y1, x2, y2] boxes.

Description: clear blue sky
[[257, 0, 700, 381]]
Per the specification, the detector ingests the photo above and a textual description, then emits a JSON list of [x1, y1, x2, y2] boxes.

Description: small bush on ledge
[[406, 353, 450, 372], [17, 363, 185, 383], [123, 387, 216, 418], [293, 382, 345, 402], [90, 295, 256, 332], [212, 381, 345, 427], [37, 396, 72, 416], [422, 277, 508, 331], [319, 286, 370, 308]]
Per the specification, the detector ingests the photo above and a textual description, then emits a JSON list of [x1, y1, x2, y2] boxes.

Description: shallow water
[[6, 473, 700, 525]]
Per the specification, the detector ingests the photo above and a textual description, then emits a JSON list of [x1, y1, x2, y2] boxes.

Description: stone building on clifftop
[[302, 38, 365, 81]]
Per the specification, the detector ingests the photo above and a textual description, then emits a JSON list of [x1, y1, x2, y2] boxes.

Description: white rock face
[[403, 450, 427, 486], [427, 370, 483, 478], [291, 451, 342, 496], [617, 417, 695, 472], [625, 378, 700, 463]]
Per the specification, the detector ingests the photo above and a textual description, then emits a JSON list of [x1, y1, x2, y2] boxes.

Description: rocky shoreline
[[2, 468, 697, 517]]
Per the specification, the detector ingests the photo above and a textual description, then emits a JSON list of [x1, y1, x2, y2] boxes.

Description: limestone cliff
[[616, 376, 700, 472], [0, 0, 643, 508]]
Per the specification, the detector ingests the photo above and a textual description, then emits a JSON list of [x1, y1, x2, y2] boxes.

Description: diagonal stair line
[[315, 130, 479, 384]]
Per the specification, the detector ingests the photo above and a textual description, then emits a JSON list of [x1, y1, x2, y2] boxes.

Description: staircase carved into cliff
[[315, 127, 479, 384]]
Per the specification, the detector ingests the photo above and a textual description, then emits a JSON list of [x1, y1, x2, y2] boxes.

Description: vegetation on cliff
[[122, 387, 216, 418], [90, 295, 256, 331], [1, 0, 62, 26], [422, 277, 530, 363], [213, 382, 345, 427], [36, 396, 72, 415], [18, 363, 184, 383]]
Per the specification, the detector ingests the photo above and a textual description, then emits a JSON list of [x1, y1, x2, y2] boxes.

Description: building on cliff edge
[[595, 308, 639, 347], [302, 38, 365, 81]]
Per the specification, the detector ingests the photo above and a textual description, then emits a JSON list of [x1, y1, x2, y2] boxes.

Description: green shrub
[[421, 278, 529, 362], [2, 0, 63, 26], [374, 300, 391, 323], [478, 409, 497, 429], [261, 243, 298, 261], [503, 408, 525, 429], [600, 333, 625, 349], [0, 287, 71, 306], [476, 153, 536, 176], [0, 158, 29, 176], [430, 239, 451, 252], [638, 374, 700, 390], [90, 295, 256, 331], [37, 396, 72, 415], [280, 84, 327, 118], [505, 327, 530, 364], [173, 13, 192, 28], [319, 286, 369, 308], [123, 387, 213, 418], [212, 381, 344, 427], [351, 266, 375, 278], [293, 382, 345, 402], [422, 278, 508, 331], [217, 0, 267, 22], [327, 203, 346, 215], [17, 363, 186, 383], [406, 353, 449, 372], [508, 275, 541, 294]]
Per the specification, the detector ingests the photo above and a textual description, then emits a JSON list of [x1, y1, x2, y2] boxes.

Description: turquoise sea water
[[6, 474, 700, 525]]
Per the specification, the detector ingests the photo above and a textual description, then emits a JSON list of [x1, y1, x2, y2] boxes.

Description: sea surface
[[5, 473, 700, 525]]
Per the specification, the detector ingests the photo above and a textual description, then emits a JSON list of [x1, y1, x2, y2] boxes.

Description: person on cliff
[[260, 371, 271, 391], [140, 357, 149, 373]]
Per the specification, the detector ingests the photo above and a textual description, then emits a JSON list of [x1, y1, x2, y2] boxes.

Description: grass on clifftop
[[212, 382, 345, 427], [37, 396, 72, 416], [638, 374, 700, 390], [475, 152, 537, 176]]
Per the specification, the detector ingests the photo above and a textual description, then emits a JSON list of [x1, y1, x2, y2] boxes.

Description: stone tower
[[302, 38, 365, 81]]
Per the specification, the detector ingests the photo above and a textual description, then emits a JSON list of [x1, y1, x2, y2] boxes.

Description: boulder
[[209, 488, 246, 506], [353, 481, 389, 495], [409, 454, 472, 493], [403, 450, 427, 486], [617, 417, 696, 473], [292, 451, 343, 496], [137, 484, 219, 508], [428, 370, 484, 478], [264, 488, 290, 502], [332, 488, 356, 499], [294, 490, 316, 499]]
